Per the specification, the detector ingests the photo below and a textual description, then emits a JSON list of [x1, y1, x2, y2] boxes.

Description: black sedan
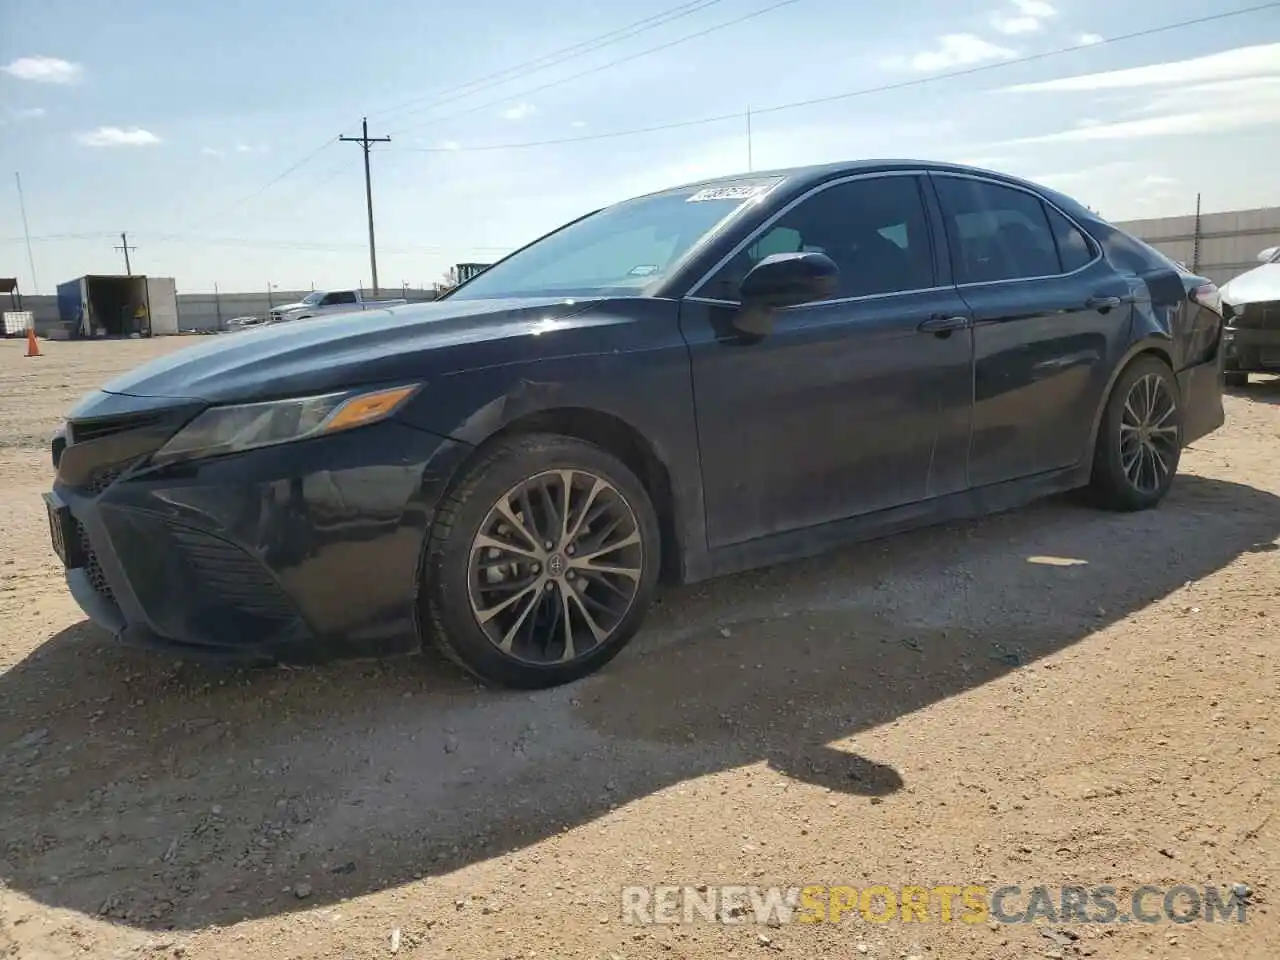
[[46, 160, 1227, 688]]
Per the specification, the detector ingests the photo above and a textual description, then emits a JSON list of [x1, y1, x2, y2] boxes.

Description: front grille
[[86, 466, 124, 496], [1233, 301, 1280, 330], [67, 411, 164, 444], [169, 526, 298, 621], [75, 520, 115, 602]]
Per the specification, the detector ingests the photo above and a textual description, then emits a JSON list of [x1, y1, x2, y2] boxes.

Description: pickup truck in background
[[268, 289, 408, 324]]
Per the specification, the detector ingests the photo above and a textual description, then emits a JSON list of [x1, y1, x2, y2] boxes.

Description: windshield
[[301, 291, 325, 305], [449, 178, 784, 300]]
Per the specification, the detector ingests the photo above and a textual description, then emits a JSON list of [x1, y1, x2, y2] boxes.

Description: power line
[[150, 3, 734, 236], [386, 0, 801, 139], [339, 118, 392, 294], [390, 2, 1280, 154], [367, 0, 726, 125], [8, 232, 512, 253], [169, 139, 337, 235]]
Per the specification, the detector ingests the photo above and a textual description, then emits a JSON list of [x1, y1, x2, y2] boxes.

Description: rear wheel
[[1224, 369, 1249, 388], [1088, 355, 1181, 511], [421, 434, 660, 688]]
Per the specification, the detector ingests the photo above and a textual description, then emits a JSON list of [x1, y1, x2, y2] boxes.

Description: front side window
[[699, 175, 936, 302], [447, 177, 785, 300], [933, 176, 1064, 283], [329, 291, 358, 305]]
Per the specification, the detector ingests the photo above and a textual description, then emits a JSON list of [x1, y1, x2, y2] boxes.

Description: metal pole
[[1192, 192, 1202, 274], [746, 107, 753, 172], [114, 232, 136, 275], [340, 117, 391, 296], [214, 281, 223, 331], [15, 172, 39, 294]]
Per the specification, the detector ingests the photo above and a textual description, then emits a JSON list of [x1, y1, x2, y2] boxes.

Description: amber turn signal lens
[[322, 385, 420, 433]]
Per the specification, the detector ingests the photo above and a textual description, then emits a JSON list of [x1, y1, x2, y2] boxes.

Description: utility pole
[[745, 107, 753, 172], [1192, 192, 1202, 274], [339, 117, 391, 295], [14, 173, 39, 294], [114, 232, 137, 275]]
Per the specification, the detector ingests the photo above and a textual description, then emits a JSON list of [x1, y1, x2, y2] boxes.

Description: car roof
[[646, 158, 1054, 198]]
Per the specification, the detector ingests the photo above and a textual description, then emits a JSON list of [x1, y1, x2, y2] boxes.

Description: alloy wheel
[[467, 469, 644, 665], [1118, 373, 1179, 496]]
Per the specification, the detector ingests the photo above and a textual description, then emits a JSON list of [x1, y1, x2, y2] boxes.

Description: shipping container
[[55, 274, 180, 337]]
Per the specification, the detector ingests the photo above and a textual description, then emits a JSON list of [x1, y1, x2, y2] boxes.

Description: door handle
[[1086, 295, 1123, 311], [918, 315, 970, 335]]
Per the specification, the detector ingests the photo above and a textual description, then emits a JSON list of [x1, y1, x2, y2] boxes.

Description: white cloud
[[201, 146, 224, 156], [75, 126, 162, 147], [1077, 32, 1103, 45], [439, 139, 461, 151], [893, 34, 1018, 72], [999, 43, 1280, 146], [1007, 105, 1271, 144], [2, 55, 83, 83], [500, 102, 537, 121], [991, 14, 1040, 35], [990, 0, 1057, 35], [2, 106, 46, 123], [1013, 0, 1056, 15], [570, 120, 588, 128], [1002, 42, 1280, 92]]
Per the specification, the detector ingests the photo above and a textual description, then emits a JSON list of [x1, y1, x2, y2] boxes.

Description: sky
[[1, 0, 1279, 294]]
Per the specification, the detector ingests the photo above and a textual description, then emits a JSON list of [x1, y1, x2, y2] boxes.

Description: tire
[[420, 433, 661, 689], [1224, 369, 1249, 388], [1088, 355, 1182, 512]]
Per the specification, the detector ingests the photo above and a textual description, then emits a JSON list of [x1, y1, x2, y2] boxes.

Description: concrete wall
[[1114, 206, 1280, 287], [17, 288, 439, 336]]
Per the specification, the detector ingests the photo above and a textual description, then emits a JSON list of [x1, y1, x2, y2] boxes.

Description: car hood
[[272, 301, 308, 312], [1221, 262, 1280, 306], [95, 297, 605, 404]]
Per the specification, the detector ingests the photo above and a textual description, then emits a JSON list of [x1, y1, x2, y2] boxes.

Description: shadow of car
[[1, 474, 1276, 929]]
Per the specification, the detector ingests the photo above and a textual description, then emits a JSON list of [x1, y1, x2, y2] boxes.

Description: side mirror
[[732, 251, 838, 337], [740, 251, 839, 311], [1258, 246, 1279, 263]]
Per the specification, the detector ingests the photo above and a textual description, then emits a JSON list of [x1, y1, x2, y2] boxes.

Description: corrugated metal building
[[1115, 206, 1280, 287]]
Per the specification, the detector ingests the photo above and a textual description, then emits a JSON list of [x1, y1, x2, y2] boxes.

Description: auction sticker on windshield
[[686, 178, 783, 202]]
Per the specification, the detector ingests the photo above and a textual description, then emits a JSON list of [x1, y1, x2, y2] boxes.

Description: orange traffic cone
[[25, 325, 40, 358]]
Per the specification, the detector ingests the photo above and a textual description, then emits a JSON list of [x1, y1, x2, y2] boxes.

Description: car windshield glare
[[302, 291, 325, 305], [448, 178, 785, 300]]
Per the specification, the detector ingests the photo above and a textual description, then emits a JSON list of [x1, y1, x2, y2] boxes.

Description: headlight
[[151, 384, 420, 465]]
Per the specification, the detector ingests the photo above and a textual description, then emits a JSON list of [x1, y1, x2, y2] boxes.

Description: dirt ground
[[0, 336, 1276, 960]]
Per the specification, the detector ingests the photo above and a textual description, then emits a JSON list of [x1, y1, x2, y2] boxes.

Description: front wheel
[[1224, 369, 1249, 388], [1088, 355, 1182, 512], [420, 434, 660, 688]]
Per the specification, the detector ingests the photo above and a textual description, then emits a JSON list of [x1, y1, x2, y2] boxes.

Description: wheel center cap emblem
[[547, 554, 566, 577]]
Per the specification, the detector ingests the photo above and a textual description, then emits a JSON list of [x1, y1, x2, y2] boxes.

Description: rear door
[[928, 173, 1134, 486], [145, 277, 179, 335]]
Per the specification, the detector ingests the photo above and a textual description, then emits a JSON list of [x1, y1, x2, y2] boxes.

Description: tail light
[[1191, 283, 1223, 317]]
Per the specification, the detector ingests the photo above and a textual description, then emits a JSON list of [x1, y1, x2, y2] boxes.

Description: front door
[[928, 173, 1135, 486], [680, 173, 975, 550]]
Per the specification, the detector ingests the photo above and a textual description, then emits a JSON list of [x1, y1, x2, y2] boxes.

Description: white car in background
[[268, 289, 407, 324], [1220, 246, 1280, 386]]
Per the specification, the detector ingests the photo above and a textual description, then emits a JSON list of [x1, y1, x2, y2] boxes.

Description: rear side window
[[933, 176, 1063, 283], [1045, 206, 1095, 272]]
